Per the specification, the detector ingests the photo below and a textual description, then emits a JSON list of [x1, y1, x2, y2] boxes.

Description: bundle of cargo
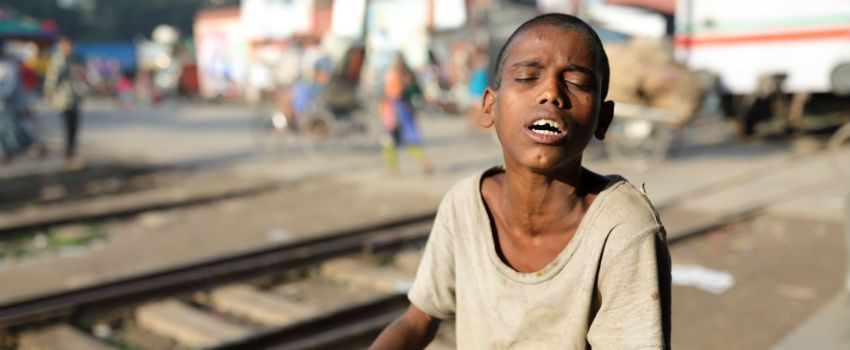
[[600, 36, 705, 171], [605, 37, 703, 128]]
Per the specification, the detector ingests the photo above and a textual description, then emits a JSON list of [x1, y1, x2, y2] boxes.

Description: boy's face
[[481, 25, 613, 174]]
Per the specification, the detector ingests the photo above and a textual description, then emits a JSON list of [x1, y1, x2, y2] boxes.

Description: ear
[[594, 100, 614, 140], [479, 87, 497, 128]]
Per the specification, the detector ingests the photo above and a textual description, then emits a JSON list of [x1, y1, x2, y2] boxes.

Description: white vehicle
[[673, 0, 850, 136], [674, 0, 850, 96]]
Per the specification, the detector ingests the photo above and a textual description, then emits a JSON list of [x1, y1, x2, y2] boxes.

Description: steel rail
[[0, 165, 163, 212], [0, 181, 281, 234], [0, 213, 435, 332]]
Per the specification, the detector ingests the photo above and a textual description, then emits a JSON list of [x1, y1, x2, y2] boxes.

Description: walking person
[[379, 53, 432, 175], [44, 37, 85, 170]]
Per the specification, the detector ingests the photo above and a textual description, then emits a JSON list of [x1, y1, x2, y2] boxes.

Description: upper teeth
[[531, 119, 561, 135], [533, 119, 560, 129]]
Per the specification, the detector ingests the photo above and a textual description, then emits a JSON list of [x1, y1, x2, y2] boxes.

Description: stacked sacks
[[606, 37, 703, 127]]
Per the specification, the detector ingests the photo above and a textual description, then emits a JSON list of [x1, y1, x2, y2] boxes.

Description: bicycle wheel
[[605, 118, 673, 172]]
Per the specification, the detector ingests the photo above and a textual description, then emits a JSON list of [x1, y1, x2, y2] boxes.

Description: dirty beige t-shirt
[[408, 168, 671, 349]]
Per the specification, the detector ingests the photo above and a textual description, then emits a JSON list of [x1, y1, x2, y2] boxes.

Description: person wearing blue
[[0, 41, 30, 164], [380, 54, 432, 175], [289, 57, 331, 131], [466, 51, 489, 133]]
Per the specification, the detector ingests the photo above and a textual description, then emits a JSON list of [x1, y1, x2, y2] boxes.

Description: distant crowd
[[0, 37, 85, 169]]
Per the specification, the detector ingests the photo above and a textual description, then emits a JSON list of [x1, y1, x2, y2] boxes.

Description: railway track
[[1, 213, 435, 350], [0, 163, 164, 213], [0, 177, 280, 235], [1, 143, 840, 349], [0, 175, 281, 271]]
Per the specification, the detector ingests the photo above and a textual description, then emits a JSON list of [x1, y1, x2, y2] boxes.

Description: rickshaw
[[252, 44, 376, 153]]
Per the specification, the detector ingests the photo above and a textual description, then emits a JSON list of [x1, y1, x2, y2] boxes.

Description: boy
[[371, 13, 671, 349]]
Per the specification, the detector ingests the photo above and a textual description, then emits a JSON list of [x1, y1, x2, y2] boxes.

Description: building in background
[[193, 8, 246, 100]]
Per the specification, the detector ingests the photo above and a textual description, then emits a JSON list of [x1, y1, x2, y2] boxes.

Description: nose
[[537, 76, 571, 109]]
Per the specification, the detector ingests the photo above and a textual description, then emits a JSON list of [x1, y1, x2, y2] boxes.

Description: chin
[[520, 153, 575, 174], [503, 144, 581, 173]]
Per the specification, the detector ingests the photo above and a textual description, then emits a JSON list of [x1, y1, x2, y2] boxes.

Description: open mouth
[[528, 119, 563, 135]]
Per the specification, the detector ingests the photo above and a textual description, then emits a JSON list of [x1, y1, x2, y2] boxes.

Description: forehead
[[505, 25, 597, 68]]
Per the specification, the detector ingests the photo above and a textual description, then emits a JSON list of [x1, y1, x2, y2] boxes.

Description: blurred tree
[[0, 0, 240, 41]]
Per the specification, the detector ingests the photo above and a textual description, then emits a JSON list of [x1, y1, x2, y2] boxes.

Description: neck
[[500, 163, 588, 236]]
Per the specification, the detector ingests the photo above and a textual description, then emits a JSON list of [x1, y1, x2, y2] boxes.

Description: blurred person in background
[[20, 56, 38, 94], [20, 51, 48, 158], [116, 73, 134, 109], [419, 50, 453, 113], [0, 40, 31, 164], [380, 53, 432, 176], [287, 58, 324, 129], [44, 37, 85, 170], [134, 66, 154, 108], [466, 50, 489, 133], [278, 55, 333, 131]]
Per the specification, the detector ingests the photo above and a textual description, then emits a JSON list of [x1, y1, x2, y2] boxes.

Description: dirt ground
[[670, 213, 846, 350]]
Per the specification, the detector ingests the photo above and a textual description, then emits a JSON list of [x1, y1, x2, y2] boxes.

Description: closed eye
[[515, 77, 538, 85], [566, 80, 593, 92]]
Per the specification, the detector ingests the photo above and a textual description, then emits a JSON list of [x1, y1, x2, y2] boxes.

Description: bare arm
[[370, 304, 441, 350]]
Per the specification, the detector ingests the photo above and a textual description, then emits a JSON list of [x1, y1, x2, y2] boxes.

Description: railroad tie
[[17, 324, 116, 350], [135, 299, 253, 349], [393, 249, 424, 274], [321, 256, 416, 294], [271, 278, 387, 311], [211, 284, 317, 327]]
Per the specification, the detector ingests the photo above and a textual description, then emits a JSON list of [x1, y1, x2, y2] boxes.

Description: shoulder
[[600, 178, 661, 225], [443, 165, 504, 201], [434, 167, 498, 226], [593, 177, 665, 252], [439, 171, 483, 211]]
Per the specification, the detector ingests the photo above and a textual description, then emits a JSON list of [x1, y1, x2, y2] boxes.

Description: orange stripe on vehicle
[[675, 28, 850, 47]]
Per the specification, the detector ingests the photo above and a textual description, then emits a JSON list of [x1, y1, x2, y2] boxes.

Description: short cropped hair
[[492, 13, 610, 99]]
